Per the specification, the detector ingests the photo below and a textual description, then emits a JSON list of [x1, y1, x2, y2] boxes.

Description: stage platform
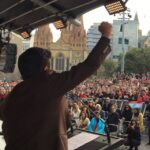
[[0, 121, 149, 150], [68, 129, 124, 150]]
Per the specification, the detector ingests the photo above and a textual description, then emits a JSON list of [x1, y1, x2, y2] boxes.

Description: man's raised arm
[[54, 22, 112, 95]]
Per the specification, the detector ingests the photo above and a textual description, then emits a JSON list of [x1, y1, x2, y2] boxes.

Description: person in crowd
[[114, 89, 123, 99], [122, 105, 133, 133], [88, 111, 105, 134], [106, 104, 120, 133], [95, 104, 106, 120], [71, 103, 81, 126], [147, 104, 150, 145], [0, 87, 6, 103], [102, 97, 112, 112], [126, 120, 141, 150], [81, 105, 90, 119], [137, 89, 149, 103], [88, 100, 96, 119], [77, 101, 83, 110], [128, 91, 137, 101], [0, 87, 7, 120], [114, 103, 122, 119], [79, 91, 87, 99], [78, 111, 90, 130], [133, 108, 144, 132], [1, 22, 112, 150]]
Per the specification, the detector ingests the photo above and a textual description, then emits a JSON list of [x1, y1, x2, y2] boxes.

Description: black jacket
[[107, 112, 119, 132], [127, 126, 141, 143], [122, 110, 133, 121]]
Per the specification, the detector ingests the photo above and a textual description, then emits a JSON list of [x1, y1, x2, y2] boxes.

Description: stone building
[[34, 16, 88, 72], [112, 13, 140, 58], [34, 25, 53, 49]]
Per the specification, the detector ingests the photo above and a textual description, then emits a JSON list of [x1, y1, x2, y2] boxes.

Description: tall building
[[34, 16, 88, 72], [112, 13, 139, 58], [87, 23, 101, 52], [34, 24, 53, 49]]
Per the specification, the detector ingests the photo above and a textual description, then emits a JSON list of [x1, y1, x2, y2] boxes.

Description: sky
[[50, 0, 150, 42]]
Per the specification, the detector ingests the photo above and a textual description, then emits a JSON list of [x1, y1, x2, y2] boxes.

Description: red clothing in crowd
[[137, 95, 149, 103], [80, 93, 87, 99], [0, 94, 6, 100]]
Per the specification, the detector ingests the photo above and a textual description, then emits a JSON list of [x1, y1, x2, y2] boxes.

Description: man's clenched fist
[[98, 22, 112, 38]]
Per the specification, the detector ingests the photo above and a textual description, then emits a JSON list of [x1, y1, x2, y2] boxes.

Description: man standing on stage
[[1, 22, 112, 150]]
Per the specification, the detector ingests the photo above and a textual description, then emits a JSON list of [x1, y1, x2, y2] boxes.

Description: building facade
[[34, 16, 88, 72], [34, 25, 53, 49], [87, 23, 101, 52], [112, 13, 139, 58]]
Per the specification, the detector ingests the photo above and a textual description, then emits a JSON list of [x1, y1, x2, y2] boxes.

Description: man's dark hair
[[18, 47, 51, 80]]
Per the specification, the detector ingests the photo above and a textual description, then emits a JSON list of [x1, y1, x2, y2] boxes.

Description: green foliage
[[125, 48, 150, 73], [97, 59, 119, 77]]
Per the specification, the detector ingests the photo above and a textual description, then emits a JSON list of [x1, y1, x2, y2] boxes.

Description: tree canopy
[[124, 48, 150, 73]]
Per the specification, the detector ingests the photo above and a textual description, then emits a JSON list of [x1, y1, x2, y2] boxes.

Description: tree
[[124, 48, 150, 73], [97, 59, 118, 77]]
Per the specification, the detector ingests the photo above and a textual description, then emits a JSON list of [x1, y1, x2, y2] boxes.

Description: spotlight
[[53, 19, 67, 29], [21, 31, 31, 39], [105, 0, 127, 15]]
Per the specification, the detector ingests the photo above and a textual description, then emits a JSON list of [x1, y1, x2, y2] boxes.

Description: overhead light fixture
[[105, 0, 127, 15], [21, 31, 31, 39], [53, 19, 67, 30]]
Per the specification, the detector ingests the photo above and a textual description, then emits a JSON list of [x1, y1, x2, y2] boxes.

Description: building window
[[118, 38, 129, 44], [56, 53, 65, 71], [125, 38, 129, 44], [118, 38, 122, 44]]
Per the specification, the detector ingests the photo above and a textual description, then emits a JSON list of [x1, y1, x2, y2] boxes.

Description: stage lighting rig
[[53, 19, 67, 30], [104, 0, 128, 15]]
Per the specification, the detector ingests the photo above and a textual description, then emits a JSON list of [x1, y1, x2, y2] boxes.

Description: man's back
[[3, 72, 69, 150]]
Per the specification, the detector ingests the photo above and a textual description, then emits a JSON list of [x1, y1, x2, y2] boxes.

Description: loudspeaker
[[0, 43, 17, 73]]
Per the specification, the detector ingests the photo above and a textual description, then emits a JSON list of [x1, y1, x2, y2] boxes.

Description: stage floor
[[0, 136, 149, 150], [0, 120, 150, 150]]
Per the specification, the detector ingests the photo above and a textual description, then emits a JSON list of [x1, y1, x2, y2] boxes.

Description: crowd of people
[[67, 73, 150, 150], [0, 73, 150, 150], [68, 73, 150, 102], [0, 80, 18, 105]]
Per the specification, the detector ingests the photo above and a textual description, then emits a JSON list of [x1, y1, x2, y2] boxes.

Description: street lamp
[[121, 11, 125, 73], [119, 10, 131, 73]]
